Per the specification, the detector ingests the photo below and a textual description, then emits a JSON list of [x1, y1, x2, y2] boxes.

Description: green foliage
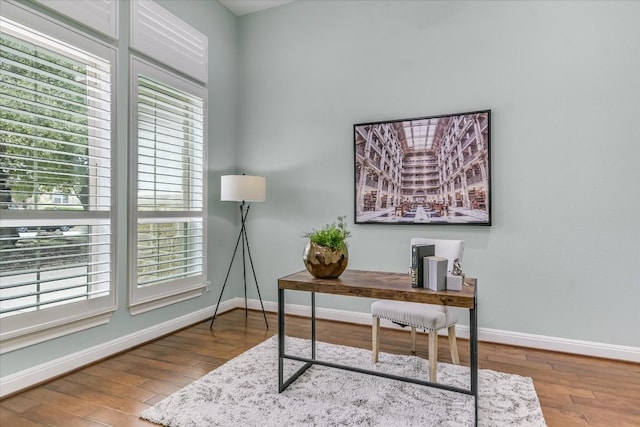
[[303, 215, 352, 251], [0, 33, 90, 209]]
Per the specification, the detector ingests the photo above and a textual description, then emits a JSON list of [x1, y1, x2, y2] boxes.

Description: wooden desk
[[278, 269, 478, 425]]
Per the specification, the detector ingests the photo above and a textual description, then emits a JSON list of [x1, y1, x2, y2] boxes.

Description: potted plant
[[302, 215, 351, 279]]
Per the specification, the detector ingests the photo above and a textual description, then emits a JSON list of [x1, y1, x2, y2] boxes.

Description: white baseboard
[[255, 299, 640, 363], [3, 297, 638, 398]]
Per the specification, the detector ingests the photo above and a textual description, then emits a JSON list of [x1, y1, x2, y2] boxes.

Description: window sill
[[129, 285, 205, 316], [0, 308, 116, 355]]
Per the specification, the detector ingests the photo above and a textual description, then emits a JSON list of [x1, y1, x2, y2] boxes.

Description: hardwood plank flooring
[[1, 309, 639, 426]]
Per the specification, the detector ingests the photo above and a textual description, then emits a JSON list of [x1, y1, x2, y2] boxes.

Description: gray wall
[[1, 0, 240, 377], [237, 0, 640, 347]]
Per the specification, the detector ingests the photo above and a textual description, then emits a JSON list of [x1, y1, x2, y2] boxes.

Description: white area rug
[[141, 336, 546, 426]]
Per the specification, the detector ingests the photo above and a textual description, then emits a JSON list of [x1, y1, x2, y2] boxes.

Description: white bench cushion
[[371, 300, 458, 331]]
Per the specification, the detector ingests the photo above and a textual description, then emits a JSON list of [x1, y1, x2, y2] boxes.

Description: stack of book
[[426, 256, 448, 291], [410, 244, 448, 290]]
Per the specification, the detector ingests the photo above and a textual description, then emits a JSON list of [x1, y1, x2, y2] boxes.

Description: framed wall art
[[354, 109, 491, 225]]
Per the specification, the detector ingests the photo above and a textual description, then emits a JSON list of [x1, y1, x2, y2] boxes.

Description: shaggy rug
[[140, 336, 546, 426]]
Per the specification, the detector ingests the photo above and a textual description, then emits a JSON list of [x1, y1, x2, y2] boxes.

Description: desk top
[[278, 269, 476, 309]]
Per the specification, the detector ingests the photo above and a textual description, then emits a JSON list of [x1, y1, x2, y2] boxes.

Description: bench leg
[[448, 325, 460, 365], [429, 330, 438, 382], [410, 326, 416, 353], [372, 316, 380, 362]]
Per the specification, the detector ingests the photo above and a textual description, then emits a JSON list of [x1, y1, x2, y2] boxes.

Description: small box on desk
[[424, 256, 447, 291], [446, 274, 464, 291]]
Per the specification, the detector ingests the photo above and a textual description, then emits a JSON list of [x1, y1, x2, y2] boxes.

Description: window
[[129, 57, 206, 314], [131, 0, 207, 84], [33, 0, 119, 39], [0, 3, 114, 352], [128, 0, 207, 314]]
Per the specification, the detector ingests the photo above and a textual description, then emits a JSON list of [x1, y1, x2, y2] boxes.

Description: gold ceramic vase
[[302, 241, 348, 279]]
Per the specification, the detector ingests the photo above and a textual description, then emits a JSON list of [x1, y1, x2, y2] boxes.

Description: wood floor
[[1, 308, 639, 426]]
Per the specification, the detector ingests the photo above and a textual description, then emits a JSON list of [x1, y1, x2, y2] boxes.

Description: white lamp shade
[[220, 175, 266, 202]]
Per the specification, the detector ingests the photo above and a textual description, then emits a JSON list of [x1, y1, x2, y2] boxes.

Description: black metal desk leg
[[311, 292, 316, 359], [470, 304, 478, 426], [278, 288, 285, 392]]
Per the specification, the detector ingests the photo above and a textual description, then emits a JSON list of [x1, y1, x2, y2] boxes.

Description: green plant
[[303, 215, 352, 251]]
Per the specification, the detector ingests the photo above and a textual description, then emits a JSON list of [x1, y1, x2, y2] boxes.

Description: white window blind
[[0, 5, 114, 351], [130, 0, 208, 83], [129, 57, 206, 313], [33, 0, 119, 39]]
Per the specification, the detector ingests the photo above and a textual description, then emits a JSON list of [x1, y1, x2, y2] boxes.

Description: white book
[[425, 256, 447, 291]]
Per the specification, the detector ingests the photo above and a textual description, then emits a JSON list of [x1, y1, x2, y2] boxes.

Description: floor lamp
[[210, 175, 269, 329]]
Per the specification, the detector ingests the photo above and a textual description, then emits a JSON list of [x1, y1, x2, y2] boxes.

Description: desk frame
[[278, 269, 478, 426]]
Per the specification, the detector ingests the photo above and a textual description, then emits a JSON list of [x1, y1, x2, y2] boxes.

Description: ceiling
[[218, 0, 296, 16]]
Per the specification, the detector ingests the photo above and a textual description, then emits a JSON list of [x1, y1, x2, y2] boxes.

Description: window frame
[[130, 0, 207, 84], [0, 0, 116, 354], [33, 0, 119, 39], [128, 55, 207, 315]]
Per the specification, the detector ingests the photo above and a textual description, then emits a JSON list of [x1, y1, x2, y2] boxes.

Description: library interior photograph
[[355, 111, 490, 225]]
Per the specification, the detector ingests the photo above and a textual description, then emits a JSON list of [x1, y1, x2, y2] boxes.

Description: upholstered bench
[[371, 300, 459, 382], [370, 237, 464, 383]]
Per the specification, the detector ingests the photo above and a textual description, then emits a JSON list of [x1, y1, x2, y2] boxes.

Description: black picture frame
[[354, 109, 491, 225]]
